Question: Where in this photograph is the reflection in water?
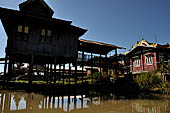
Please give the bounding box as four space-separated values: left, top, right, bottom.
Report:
0 91 170 113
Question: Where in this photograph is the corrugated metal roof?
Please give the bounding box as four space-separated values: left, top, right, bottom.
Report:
79 39 125 55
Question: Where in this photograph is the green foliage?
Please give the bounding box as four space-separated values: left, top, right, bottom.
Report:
92 72 100 80
135 71 163 91
88 72 100 83
161 82 170 94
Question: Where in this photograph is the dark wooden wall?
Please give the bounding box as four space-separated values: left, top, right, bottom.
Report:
1 17 79 58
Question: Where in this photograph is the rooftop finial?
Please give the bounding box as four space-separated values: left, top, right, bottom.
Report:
136 41 139 44
142 37 144 40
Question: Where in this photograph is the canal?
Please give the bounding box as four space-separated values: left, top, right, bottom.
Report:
0 90 170 113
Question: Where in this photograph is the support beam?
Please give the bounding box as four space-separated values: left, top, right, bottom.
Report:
81 51 84 83
75 61 77 85
69 62 71 85
115 49 118 76
59 63 61 84
46 64 49 85
99 54 102 78
29 55 34 88
3 54 8 88
105 54 109 76
63 63 65 85
44 64 47 83
54 57 57 85
91 53 93 79
7 56 12 84
50 63 53 84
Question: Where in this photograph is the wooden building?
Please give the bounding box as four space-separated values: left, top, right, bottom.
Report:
125 38 170 74
78 39 125 77
0 0 125 87
0 0 86 85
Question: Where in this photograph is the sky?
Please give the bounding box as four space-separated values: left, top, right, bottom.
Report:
0 0 170 71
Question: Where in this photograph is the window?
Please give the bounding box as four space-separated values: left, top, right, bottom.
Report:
18 25 29 33
134 57 140 67
47 30 52 37
17 25 29 41
41 29 52 36
40 29 52 43
24 26 29 33
145 55 153 65
159 53 165 62
18 25 23 32
41 29 46 36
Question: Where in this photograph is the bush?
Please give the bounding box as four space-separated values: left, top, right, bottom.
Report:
135 71 163 91
161 82 170 94
88 72 100 83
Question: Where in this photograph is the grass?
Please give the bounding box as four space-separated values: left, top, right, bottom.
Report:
11 79 91 85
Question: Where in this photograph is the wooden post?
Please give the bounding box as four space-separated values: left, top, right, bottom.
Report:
57 96 60 108
81 95 84 108
69 62 71 85
44 64 46 83
82 51 84 83
50 63 53 84
7 56 12 86
3 54 8 88
75 60 77 85
67 95 70 111
52 95 55 108
63 63 65 85
91 53 93 79
99 54 102 78
59 63 61 84
29 55 34 88
54 57 57 85
105 54 109 76
115 49 118 76
46 64 49 84
12 62 15 75
62 96 64 110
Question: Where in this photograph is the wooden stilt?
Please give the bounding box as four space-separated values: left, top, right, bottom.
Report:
29 55 34 89
48 96 51 109
69 62 71 85
12 62 15 74
91 53 93 81
82 51 84 84
57 96 60 108
75 60 77 85
54 57 57 85
52 95 55 108
105 54 109 76
81 95 84 108
99 54 102 78
46 64 49 84
3 54 8 88
59 63 61 84
50 63 53 84
61 96 64 110
63 63 65 85
74 95 77 110
115 49 118 76
44 64 46 83
7 56 12 85
67 95 70 111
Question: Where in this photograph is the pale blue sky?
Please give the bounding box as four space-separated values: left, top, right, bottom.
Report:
0 0 170 72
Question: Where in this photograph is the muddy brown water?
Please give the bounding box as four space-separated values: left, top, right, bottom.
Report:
0 90 170 113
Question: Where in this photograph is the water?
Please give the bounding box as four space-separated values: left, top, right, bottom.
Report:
0 90 170 113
